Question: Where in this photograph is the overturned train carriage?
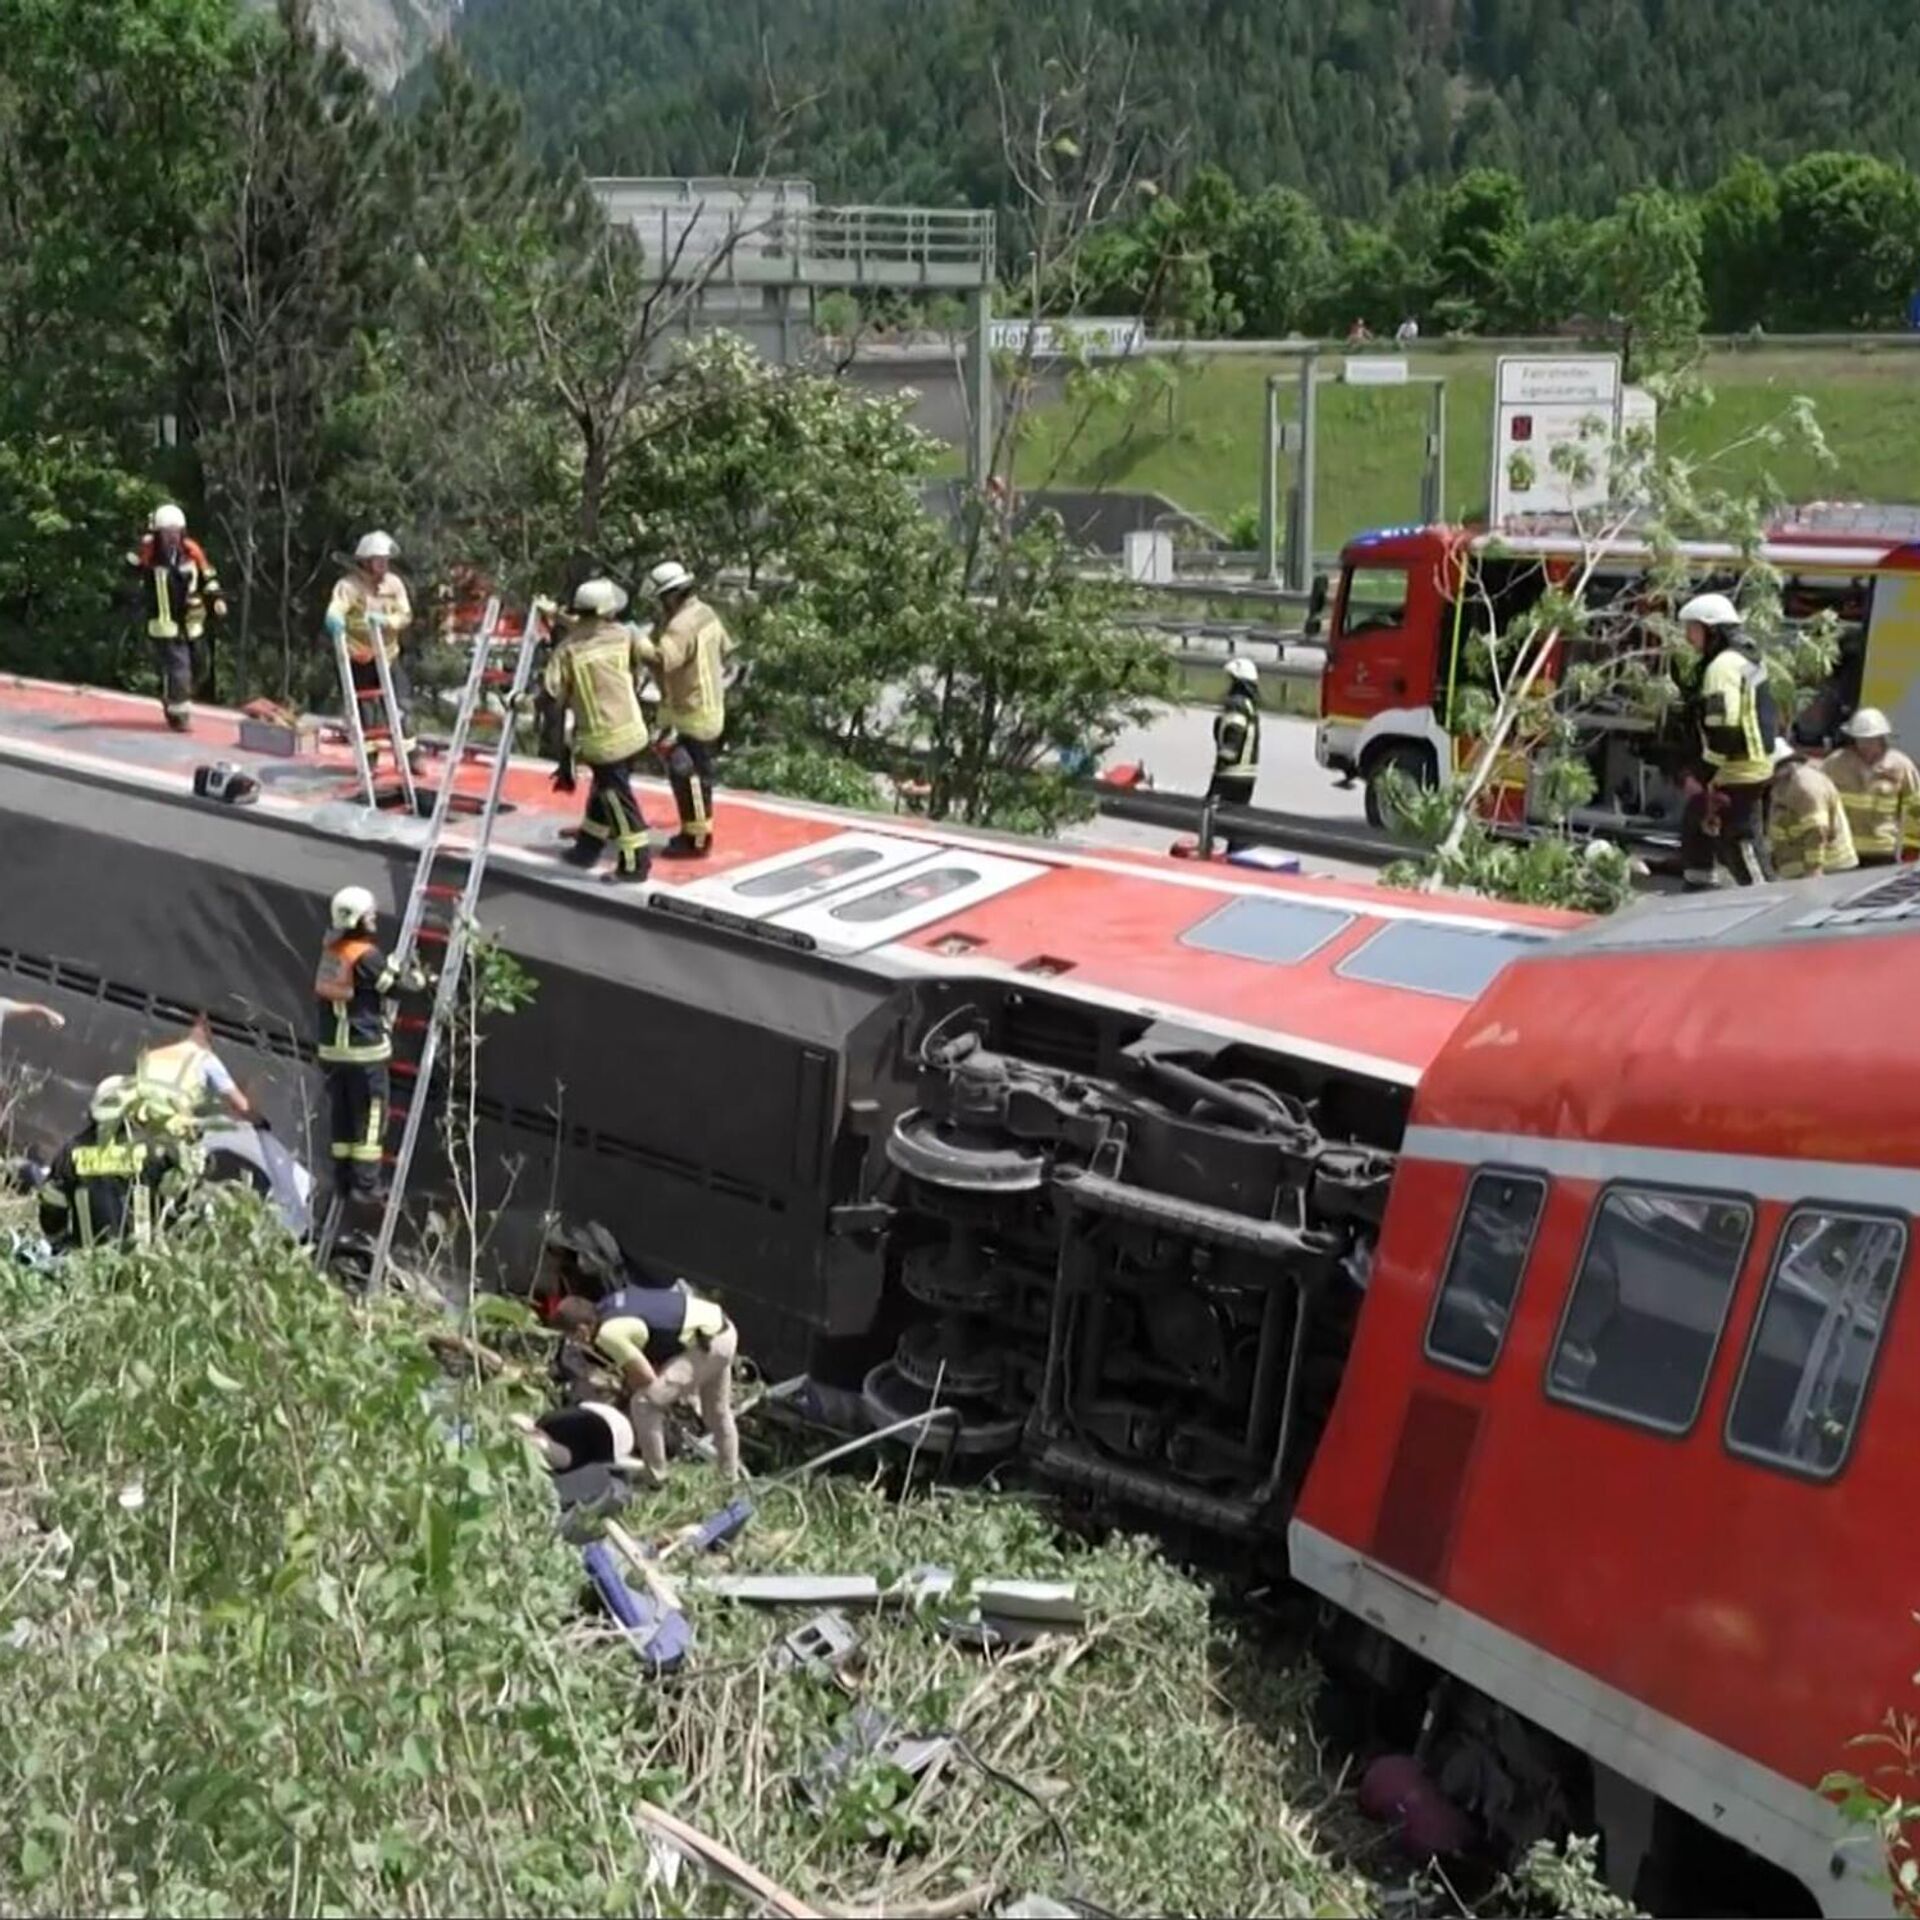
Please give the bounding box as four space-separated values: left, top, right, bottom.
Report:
0 695 1555 1539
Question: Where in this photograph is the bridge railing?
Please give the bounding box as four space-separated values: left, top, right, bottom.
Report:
622 201 997 289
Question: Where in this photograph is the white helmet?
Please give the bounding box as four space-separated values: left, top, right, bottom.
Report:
151 503 187 533
1770 736 1799 767
90 1075 134 1128
572 577 629 617
354 531 398 563
329 884 377 932
1843 706 1894 741
648 559 694 598
1224 656 1260 688
1678 591 1741 630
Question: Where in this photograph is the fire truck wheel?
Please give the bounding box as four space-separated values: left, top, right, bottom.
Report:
1363 745 1435 835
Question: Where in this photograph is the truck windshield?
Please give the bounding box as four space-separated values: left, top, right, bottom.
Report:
1337 567 1409 637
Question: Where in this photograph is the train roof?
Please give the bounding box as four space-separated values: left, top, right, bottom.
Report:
0 676 1578 1091
1411 872 1920 1189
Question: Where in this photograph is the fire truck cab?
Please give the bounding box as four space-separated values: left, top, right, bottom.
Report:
1316 508 1920 844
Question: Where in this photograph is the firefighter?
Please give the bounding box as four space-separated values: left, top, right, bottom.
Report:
325 532 419 772
1767 738 1857 881
1209 656 1262 853
1825 708 1920 868
551 1286 741 1484
1677 592 1778 891
637 560 730 860
543 578 653 883
134 1012 264 1131
313 885 428 1209
127 503 225 732
37 1076 184 1253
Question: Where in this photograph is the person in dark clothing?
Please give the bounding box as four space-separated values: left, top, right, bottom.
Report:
127 503 225 732
1677 592 1778 891
37 1077 185 1252
1208 656 1262 853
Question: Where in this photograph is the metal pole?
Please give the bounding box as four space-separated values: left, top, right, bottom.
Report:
1259 375 1281 583
1422 379 1448 523
966 286 995 490
1295 350 1319 594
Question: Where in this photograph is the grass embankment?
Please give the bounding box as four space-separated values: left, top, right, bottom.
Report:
1009 343 1920 540
0 1197 1374 1918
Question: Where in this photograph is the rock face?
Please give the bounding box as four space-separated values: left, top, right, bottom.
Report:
246 0 464 92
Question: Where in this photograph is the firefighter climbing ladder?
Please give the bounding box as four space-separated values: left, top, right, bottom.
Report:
317 597 547 1287
331 614 420 814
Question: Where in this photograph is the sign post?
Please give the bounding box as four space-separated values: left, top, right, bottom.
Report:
1488 355 1624 527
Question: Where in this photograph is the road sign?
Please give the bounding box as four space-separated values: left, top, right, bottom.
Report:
987 317 1146 358
1489 354 1623 527
1343 356 1410 386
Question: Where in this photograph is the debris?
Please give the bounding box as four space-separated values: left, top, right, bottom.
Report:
798 1704 953 1814
997 1898 1081 1919
633 1800 821 1920
765 1406 963 1489
661 1495 754 1560
580 1541 690 1675
771 1609 864 1678
972 1581 1082 1626
693 1567 1084 1631
699 1571 884 1608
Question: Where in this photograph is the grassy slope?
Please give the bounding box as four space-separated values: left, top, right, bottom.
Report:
1009 346 1920 545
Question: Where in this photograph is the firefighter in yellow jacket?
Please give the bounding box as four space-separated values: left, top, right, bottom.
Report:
636 560 729 860
325 532 418 769
543 578 653 883
127 503 226 732
1678 593 1779 890
1825 708 1920 868
1768 739 1857 880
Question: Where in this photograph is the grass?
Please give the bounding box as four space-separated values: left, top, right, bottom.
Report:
999 343 1920 545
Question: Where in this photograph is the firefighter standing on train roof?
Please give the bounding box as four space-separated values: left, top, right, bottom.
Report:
636 560 729 860
325 532 420 772
128 503 226 733
543 578 653 883
1678 592 1779 891
1209 656 1262 854
1824 707 1920 868
313 885 428 1207
1768 738 1858 881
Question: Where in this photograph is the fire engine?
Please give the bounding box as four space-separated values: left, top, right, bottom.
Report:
1316 504 1920 847
0 674 1912 1912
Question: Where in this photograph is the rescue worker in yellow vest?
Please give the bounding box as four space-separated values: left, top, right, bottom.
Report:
1678 593 1779 891
134 1013 264 1133
1825 707 1920 868
127 503 226 733
543 578 653 883
552 1285 741 1484
636 560 729 860
1209 656 1262 853
1767 738 1858 881
37 1076 183 1253
325 532 420 771
314 885 428 1206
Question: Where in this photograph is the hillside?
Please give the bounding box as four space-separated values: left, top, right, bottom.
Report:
451 0 1920 217
247 0 462 89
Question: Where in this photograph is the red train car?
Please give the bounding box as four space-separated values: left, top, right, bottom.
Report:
1294 879 1920 1914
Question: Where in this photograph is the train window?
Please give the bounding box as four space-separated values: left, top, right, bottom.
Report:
831 866 979 924
1546 1186 1753 1434
1726 1210 1908 1479
1426 1170 1548 1373
732 847 885 898
1179 896 1354 966
1335 919 1548 1000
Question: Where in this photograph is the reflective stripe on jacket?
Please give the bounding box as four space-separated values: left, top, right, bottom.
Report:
1698 642 1776 787
1213 695 1260 778
131 535 221 640
1825 744 1920 860
329 571 413 663
1769 763 1858 879
644 599 729 741
314 935 401 1064
132 1038 227 1134
542 617 650 764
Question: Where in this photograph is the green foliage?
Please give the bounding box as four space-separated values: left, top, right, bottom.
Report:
1700 157 1783 333
1773 152 1920 330
1433 170 1530 333
1586 189 1707 378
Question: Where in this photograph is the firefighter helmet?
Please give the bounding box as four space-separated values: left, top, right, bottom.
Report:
1843 707 1894 741
150 503 187 534
1224 656 1260 689
89 1075 134 1128
1678 592 1741 631
329 885 377 932
648 559 694 598
572 577 629 617
354 531 398 563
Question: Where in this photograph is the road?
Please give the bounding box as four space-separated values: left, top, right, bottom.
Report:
1063 705 1379 882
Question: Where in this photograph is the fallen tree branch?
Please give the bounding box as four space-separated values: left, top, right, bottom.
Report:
843 1879 1000 1920
635 1799 821 1920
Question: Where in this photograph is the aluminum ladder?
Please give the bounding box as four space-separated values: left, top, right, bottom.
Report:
330 614 419 814
317 597 546 1285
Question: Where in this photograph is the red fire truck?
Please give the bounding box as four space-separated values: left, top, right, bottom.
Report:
1315 506 1920 842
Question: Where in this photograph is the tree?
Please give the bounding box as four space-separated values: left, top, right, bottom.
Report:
1699 156 1781 333
1502 216 1597 333
1223 186 1332 336
1585 188 1705 377
1773 151 1920 330
1431 167 1530 331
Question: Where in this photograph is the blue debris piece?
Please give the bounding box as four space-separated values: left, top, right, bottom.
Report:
581 1541 691 1674
686 1497 754 1554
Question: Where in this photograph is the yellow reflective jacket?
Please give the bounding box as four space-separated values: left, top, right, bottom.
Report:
1698 644 1773 786
329 570 413 663
542 617 650 765
641 598 729 742
1769 762 1858 879
1825 744 1920 861
1213 694 1260 777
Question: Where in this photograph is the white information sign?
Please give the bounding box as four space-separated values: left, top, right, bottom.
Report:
987 317 1147 358
1343 356 1410 386
1489 355 1624 527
